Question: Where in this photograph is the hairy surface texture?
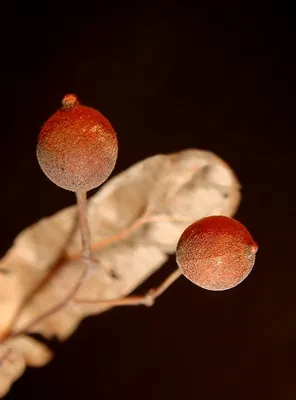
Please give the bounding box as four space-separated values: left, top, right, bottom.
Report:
176 216 258 291
37 95 118 191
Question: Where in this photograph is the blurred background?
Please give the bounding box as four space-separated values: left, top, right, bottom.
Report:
3 4 296 399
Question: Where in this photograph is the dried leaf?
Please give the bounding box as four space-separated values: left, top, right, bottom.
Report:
0 336 52 398
0 149 240 396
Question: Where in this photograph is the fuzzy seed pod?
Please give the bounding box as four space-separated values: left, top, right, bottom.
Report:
176 215 258 291
37 94 118 192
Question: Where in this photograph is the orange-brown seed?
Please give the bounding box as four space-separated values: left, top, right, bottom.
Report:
176 215 258 291
37 94 118 191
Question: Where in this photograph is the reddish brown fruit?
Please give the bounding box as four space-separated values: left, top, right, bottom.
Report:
176 215 258 291
37 94 118 191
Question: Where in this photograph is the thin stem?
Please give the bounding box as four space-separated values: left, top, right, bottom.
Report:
76 191 92 262
11 264 88 338
68 213 191 262
74 268 183 307
10 190 93 338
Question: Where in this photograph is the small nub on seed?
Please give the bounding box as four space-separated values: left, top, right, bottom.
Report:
62 94 78 108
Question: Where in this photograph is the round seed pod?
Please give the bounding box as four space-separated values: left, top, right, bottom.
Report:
37 94 118 192
176 215 258 291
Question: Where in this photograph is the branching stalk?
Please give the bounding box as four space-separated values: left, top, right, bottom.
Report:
74 268 182 307
10 191 93 338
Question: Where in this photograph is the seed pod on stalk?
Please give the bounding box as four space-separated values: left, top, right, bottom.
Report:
37 94 118 192
176 215 258 291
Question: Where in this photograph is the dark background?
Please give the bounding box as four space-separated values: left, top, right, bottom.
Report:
3 4 296 399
